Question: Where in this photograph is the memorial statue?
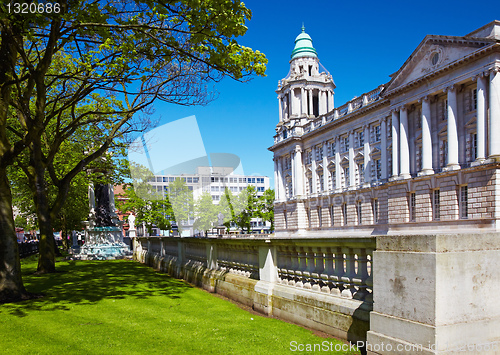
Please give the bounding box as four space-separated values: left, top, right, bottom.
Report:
94 183 113 226
128 213 136 230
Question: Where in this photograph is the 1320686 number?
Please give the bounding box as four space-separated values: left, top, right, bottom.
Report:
6 2 61 14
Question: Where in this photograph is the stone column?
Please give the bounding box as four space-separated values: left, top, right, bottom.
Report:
320 90 327 115
308 89 313 116
274 157 280 200
328 90 334 112
277 156 284 201
278 95 283 122
311 146 317 194
420 96 434 175
399 107 411 178
381 117 388 180
88 183 96 215
446 85 460 170
363 124 371 185
294 145 304 196
335 138 341 190
290 88 296 117
349 131 355 187
291 150 295 197
301 88 307 116
489 68 500 160
391 110 399 178
476 74 487 162
323 141 328 192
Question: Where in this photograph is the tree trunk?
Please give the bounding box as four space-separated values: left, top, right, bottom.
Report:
31 145 56 273
0 167 28 302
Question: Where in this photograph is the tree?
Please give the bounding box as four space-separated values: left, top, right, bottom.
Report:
117 184 174 236
0 0 266 300
168 178 194 234
233 186 258 233
193 192 218 237
257 188 275 232
219 187 236 231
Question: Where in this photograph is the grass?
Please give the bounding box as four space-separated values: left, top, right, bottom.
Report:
0 256 359 354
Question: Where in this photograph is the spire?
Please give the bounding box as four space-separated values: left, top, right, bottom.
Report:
291 26 317 59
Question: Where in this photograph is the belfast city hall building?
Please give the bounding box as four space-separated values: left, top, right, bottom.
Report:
270 21 500 237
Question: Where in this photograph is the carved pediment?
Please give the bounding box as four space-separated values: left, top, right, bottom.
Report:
384 36 493 94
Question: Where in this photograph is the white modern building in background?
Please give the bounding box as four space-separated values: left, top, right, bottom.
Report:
149 167 270 235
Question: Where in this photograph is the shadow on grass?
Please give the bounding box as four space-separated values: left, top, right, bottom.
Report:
1 260 191 317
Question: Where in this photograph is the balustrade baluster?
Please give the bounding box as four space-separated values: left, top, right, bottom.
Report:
331 247 344 296
353 248 369 300
302 248 315 289
295 247 307 288
312 247 324 292
321 247 334 293
341 248 356 298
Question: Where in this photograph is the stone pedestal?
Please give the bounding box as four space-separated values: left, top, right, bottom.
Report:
367 233 500 354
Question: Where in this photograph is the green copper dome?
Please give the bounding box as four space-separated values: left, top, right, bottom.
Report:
291 26 317 59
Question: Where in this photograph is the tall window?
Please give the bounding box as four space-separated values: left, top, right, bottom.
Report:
409 192 416 222
343 136 349 152
473 89 477 110
433 189 440 221
317 207 322 227
318 173 324 192
375 125 381 142
356 200 362 225
460 185 468 219
342 203 348 226
357 162 364 185
308 177 313 194
441 140 448 168
344 167 350 187
359 131 364 147
330 170 336 190
471 133 478 161
330 205 334 226
372 199 379 224
375 159 382 180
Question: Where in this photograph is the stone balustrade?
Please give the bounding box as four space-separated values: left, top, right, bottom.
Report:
276 245 373 301
134 235 375 343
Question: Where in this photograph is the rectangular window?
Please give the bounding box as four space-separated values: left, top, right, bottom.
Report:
442 140 448 168
344 167 350 187
356 200 362 225
471 133 477 161
375 159 382 180
359 131 364 147
473 89 477 110
330 142 336 157
375 125 381 142
433 189 440 221
344 136 349 152
342 203 347 226
330 205 334 226
319 174 324 192
372 199 379 224
162 177 168 182
193 177 199 183
330 170 336 190
308 177 313 194
409 192 416 222
186 177 193 183
460 185 468 219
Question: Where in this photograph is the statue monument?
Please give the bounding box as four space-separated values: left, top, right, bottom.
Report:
70 183 131 260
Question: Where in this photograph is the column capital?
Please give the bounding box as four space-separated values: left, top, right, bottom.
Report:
443 84 456 93
294 145 302 153
418 95 430 103
363 124 369 131
399 105 408 112
488 65 500 75
379 116 387 125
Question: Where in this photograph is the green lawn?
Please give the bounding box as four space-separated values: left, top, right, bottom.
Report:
0 257 359 354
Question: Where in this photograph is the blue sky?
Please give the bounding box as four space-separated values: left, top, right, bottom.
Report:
148 0 498 186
